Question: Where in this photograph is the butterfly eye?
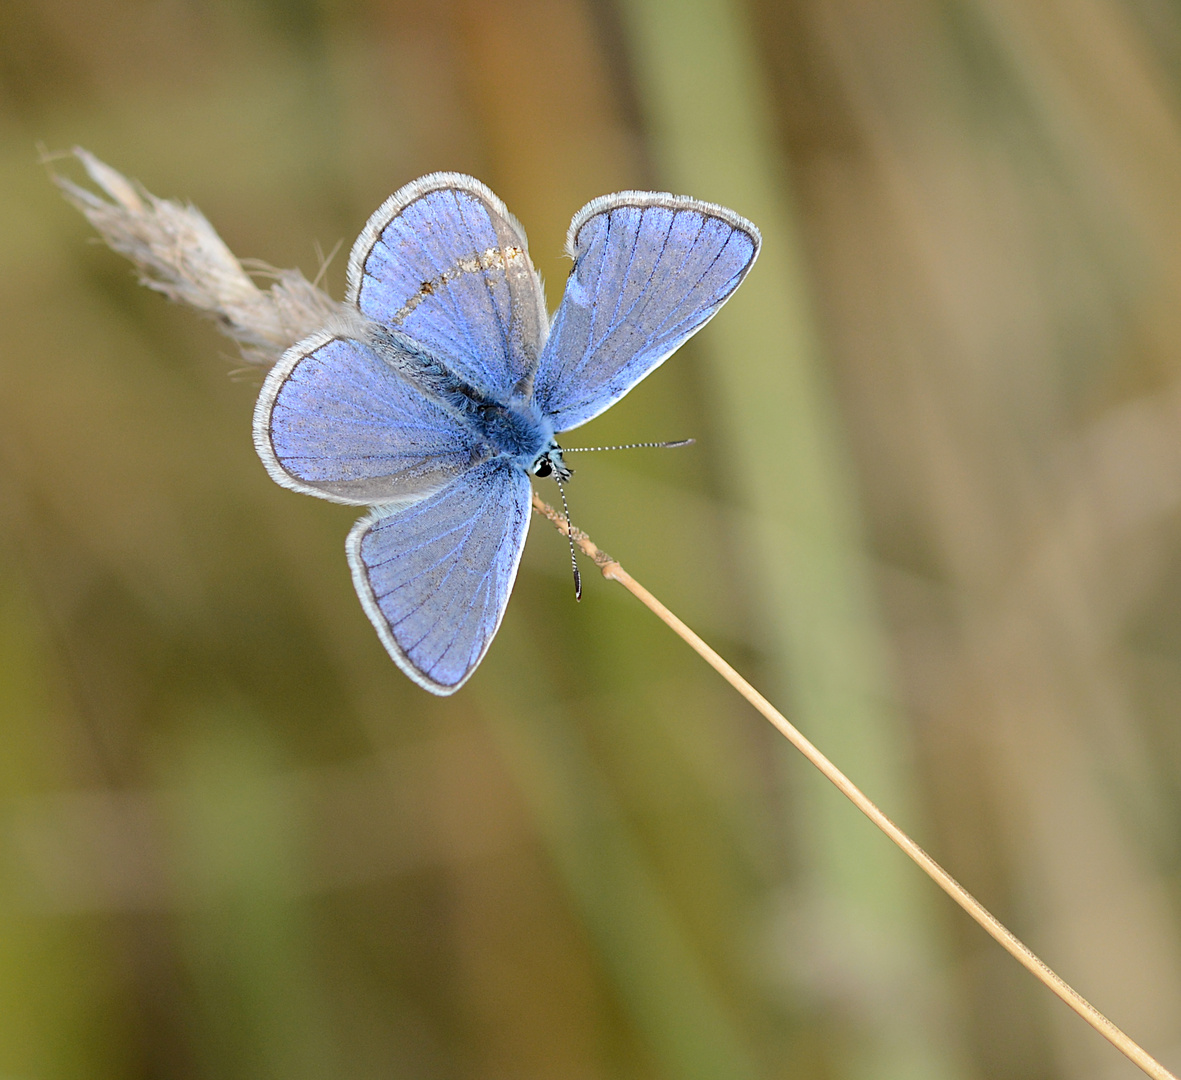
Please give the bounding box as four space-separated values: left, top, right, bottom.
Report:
532 458 553 478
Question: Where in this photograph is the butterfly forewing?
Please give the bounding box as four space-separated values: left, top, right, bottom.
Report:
346 460 532 694
253 331 479 506
534 194 760 432
347 173 548 401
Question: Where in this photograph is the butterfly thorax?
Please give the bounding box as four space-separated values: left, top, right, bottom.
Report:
472 399 548 462
471 399 571 482
366 323 568 479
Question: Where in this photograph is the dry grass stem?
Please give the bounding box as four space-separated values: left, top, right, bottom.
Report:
530 492 1178 1080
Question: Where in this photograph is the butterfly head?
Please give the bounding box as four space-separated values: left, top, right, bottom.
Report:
530 443 572 483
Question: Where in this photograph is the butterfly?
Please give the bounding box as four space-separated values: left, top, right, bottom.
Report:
252 174 760 694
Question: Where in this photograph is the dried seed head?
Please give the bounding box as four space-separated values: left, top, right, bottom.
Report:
53 147 339 366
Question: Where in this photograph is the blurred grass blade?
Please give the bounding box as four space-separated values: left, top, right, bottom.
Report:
486 684 763 1080
0 563 124 1079
613 0 966 1076
163 713 334 1080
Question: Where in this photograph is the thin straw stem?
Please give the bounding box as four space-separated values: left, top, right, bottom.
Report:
531 491 1178 1080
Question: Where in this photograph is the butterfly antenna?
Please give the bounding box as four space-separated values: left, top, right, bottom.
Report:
561 438 695 453
554 476 582 601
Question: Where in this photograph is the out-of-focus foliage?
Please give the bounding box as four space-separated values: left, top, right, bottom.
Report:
1 1 1180 1078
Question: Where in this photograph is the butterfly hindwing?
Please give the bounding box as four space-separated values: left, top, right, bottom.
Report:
534 193 760 432
347 173 548 401
346 460 532 694
254 330 479 506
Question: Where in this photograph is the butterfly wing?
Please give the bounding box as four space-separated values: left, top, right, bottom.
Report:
254 329 480 506
533 193 760 432
347 173 548 401
346 459 531 694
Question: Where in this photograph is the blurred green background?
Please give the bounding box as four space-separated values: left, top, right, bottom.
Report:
3 0 1181 1077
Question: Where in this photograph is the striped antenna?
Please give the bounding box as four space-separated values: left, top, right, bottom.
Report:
553 476 581 601
561 438 695 452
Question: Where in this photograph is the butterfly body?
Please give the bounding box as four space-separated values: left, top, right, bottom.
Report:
254 174 759 693
364 321 561 475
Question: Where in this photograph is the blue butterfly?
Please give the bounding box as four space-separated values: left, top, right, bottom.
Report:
253 174 760 693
